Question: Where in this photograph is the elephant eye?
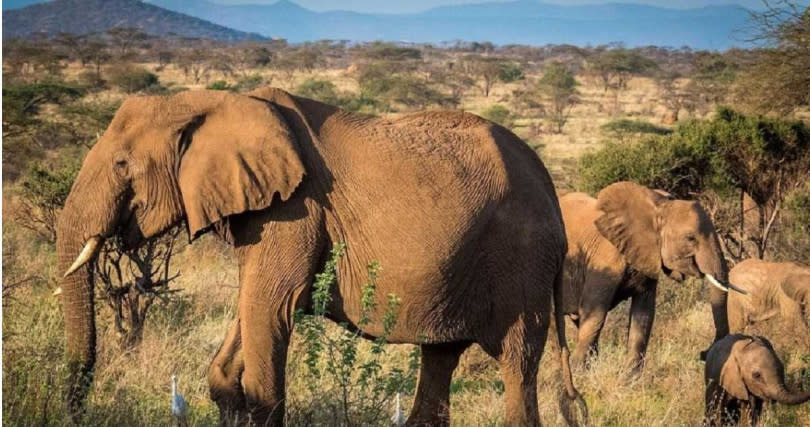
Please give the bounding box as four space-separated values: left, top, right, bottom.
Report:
114 158 129 178
752 371 762 380
685 234 697 244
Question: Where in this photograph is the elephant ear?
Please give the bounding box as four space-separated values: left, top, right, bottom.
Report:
595 182 667 278
720 342 750 400
781 268 809 301
178 93 305 239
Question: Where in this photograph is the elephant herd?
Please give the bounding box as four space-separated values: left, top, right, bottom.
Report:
53 87 808 426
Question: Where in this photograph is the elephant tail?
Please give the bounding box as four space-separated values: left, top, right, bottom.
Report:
554 268 589 426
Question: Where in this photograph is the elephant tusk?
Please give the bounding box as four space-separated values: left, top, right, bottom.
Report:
63 236 102 278
52 287 62 296
705 274 729 293
705 274 749 295
726 281 748 295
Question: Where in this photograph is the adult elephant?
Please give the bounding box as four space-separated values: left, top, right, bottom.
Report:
558 182 746 372
727 259 809 335
57 87 581 426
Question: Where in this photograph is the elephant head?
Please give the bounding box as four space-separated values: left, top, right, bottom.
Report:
57 90 305 419
594 181 745 343
714 335 810 404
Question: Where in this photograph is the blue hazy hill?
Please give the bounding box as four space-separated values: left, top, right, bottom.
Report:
3 0 754 49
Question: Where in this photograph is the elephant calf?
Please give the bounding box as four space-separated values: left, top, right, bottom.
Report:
557 182 746 372
704 334 810 426
728 258 810 338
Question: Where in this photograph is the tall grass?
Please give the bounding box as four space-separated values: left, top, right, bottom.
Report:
5 215 809 426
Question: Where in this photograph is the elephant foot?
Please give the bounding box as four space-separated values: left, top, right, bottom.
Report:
622 359 644 383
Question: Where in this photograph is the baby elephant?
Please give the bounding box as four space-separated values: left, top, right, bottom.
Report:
704 334 810 426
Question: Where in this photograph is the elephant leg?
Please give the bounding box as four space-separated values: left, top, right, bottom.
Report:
626 281 657 373
233 198 326 426
572 308 608 368
493 313 548 427
407 341 470 426
727 294 747 333
208 316 247 425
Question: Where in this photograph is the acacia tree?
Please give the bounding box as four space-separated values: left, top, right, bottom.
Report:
656 71 695 122
736 1 810 115
228 43 274 78
107 27 149 60
177 48 212 84
586 48 658 112
465 56 501 97
537 62 578 133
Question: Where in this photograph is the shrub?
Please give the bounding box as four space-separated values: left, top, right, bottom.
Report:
357 64 451 112
295 78 341 104
2 82 83 129
579 108 810 200
291 244 419 425
601 119 672 140
233 74 264 92
577 136 705 197
480 105 511 126
76 70 105 89
95 227 183 349
205 80 231 91
362 43 422 61
106 64 160 93
498 62 525 83
16 160 80 242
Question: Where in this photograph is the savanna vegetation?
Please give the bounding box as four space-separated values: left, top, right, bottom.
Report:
3 2 810 425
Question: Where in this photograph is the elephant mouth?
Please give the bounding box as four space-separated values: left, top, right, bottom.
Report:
118 200 145 250
663 266 685 282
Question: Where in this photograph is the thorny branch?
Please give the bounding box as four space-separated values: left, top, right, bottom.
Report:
94 225 182 348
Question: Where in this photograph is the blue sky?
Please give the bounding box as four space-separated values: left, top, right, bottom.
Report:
211 0 774 13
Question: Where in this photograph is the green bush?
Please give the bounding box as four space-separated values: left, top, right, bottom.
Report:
2 82 83 128
291 243 419 425
16 160 80 241
578 136 705 197
106 64 160 94
233 74 264 92
357 64 452 112
295 78 341 104
578 108 810 199
205 80 231 91
362 43 422 61
498 62 525 83
601 119 672 139
783 182 810 235
480 105 511 126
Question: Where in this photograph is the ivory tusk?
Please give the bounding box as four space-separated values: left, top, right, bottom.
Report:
726 281 748 295
52 287 62 296
705 274 729 293
63 236 102 278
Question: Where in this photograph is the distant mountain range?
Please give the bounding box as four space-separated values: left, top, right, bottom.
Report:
3 0 754 49
2 0 263 41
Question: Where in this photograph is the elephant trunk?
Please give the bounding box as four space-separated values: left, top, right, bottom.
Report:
768 386 810 405
696 235 731 342
57 214 100 422
56 160 123 421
